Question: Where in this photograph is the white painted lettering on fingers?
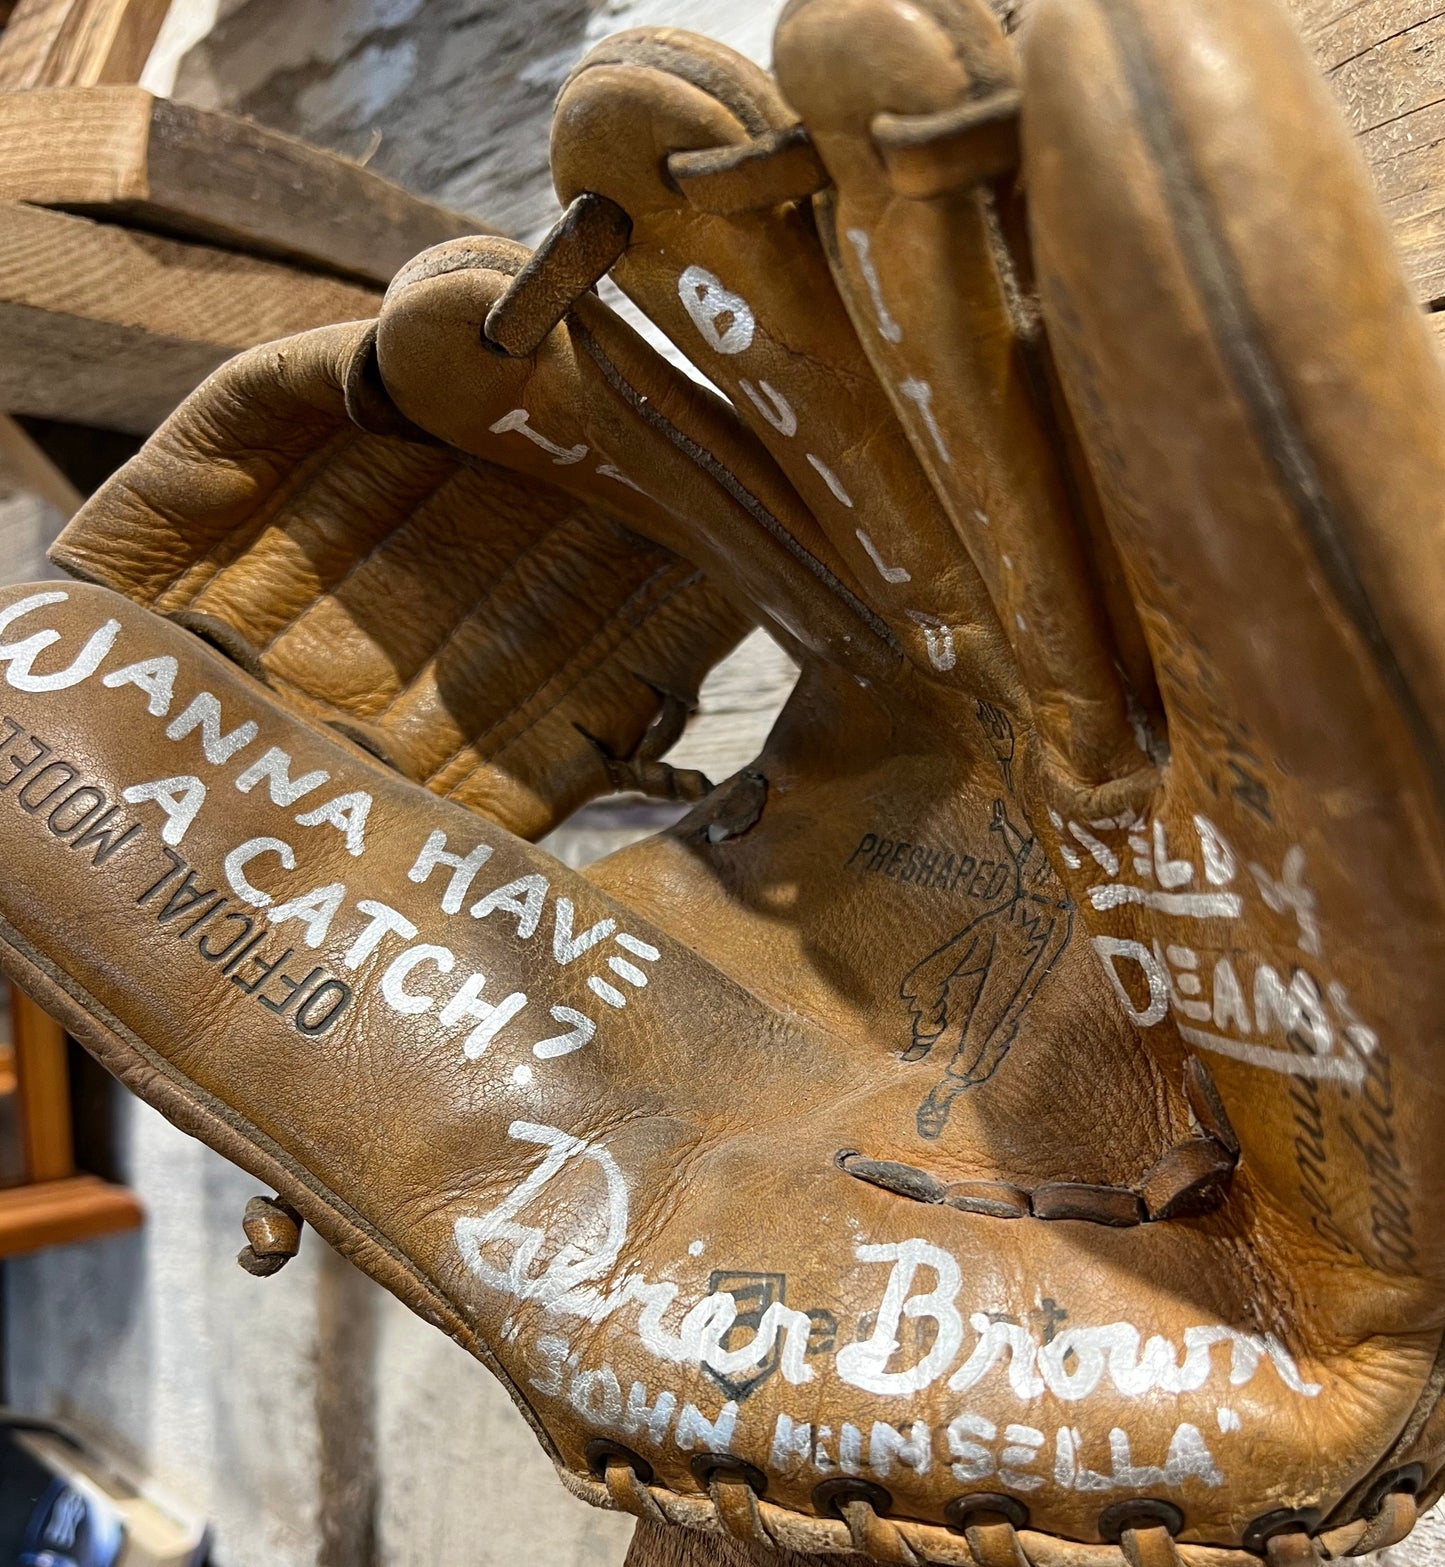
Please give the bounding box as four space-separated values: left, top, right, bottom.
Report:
342 899 418 968
1092 936 1170 1027
1068 821 1119 876
103 655 177 716
806 452 853 508
382 944 455 1015
905 610 956 673
678 266 755 355
1250 845 1321 957
440 971 528 1058
1195 815 1237 887
844 228 902 344
552 898 615 964
295 790 371 856
835 1239 964 1396
532 1005 595 1059
739 378 797 436
898 377 950 465
121 775 206 846
856 529 911 584
471 873 549 938
1088 884 1243 919
409 829 494 914
488 408 587 464
454 1121 628 1306
268 882 347 947
166 692 258 765
235 747 328 808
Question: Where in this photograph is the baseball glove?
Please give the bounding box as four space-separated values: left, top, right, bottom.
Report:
2 0 1443 1561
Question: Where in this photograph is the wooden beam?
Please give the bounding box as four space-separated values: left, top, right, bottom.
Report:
0 87 493 287
11 981 73 1181
0 201 380 432
0 0 171 90
0 1172 142 1256
1286 0 1445 307
0 411 82 514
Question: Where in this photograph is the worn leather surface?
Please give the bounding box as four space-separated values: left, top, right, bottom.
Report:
52 317 750 839
2 0 1444 1558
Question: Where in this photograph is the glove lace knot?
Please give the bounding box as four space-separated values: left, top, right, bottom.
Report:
482 192 633 358
235 1193 302 1277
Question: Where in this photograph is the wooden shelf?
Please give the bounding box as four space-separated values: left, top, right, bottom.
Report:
0 200 382 432
0 86 491 287
5 982 142 1257
0 1172 141 1257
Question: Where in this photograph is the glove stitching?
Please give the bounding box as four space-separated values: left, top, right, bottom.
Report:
368 509 591 726
1100 0 1445 809
570 315 903 656
426 560 701 791
155 422 366 612
249 455 475 661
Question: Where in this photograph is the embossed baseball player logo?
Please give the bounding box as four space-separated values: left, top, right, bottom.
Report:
901 800 1074 1139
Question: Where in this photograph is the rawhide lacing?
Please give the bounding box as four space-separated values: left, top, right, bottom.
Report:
1261 1533 1323 1566
1351 1487 1418 1553
872 88 1022 200
1117 1524 1184 1567
1101 1502 1186 1567
482 192 632 358
667 124 828 214
839 1057 1238 1228
573 681 714 804
492 143 830 371
681 768 768 845
236 1193 303 1276
694 1455 773 1545
558 1459 1422 1565
480 131 829 355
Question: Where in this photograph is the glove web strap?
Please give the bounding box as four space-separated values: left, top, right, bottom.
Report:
558 1460 1418 1564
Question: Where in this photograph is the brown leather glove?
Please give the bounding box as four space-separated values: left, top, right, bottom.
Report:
49 315 750 839
2 0 1443 1561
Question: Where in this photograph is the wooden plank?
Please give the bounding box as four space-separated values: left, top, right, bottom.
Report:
0 412 81 514
11 982 72 1181
1289 0 1445 71
0 87 494 287
1284 0 1445 307
0 201 380 432
0 0 170 90
0 1171 142 1256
